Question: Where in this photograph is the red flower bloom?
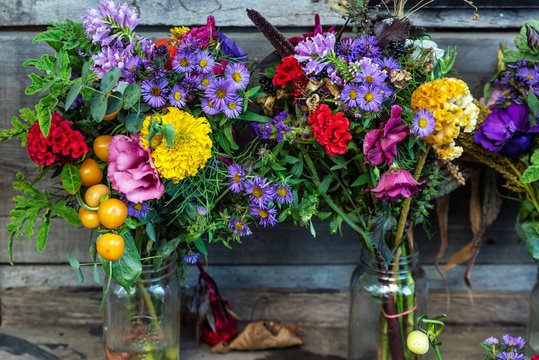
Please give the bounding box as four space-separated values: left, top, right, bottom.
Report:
308 104 352 157
26 113 88 166
273 56 307 95
154 38 177 70
213 59 228 76
368 168 424 202
531 354 539 360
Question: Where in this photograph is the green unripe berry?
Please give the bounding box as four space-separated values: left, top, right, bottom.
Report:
407 330 430 355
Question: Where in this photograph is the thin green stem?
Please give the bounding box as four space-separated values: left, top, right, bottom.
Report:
505 158 539 214
137 282 164 338
433 345 443 360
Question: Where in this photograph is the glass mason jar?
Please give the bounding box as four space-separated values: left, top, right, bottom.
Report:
527 270 539 353
348 245 428 360
103 255 181 360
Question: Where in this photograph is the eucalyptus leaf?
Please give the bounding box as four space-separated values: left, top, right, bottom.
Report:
123 83 141 109
156 237 182 258
92 263 102 285
67 252 80 269
77 268 84 283
106 91 123 114
100 67 121 94
90 92 108 122
193 237 208 256
125 112 145 133
516 219 539 261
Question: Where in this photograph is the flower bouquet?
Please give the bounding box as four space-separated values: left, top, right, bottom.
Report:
0 0 293 357
244 1 479 359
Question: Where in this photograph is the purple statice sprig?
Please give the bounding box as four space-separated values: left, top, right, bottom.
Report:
251 111 291 142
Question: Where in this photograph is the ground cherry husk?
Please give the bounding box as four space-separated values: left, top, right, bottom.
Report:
98 198 128 229
84 184 111 208
93 135 113 162
78 207 100 229
96 233 125 261
79 158 103 186
407 330 429 355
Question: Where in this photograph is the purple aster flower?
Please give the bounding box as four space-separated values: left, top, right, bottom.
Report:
169 85 187 108
341 83 362 108
195 50 215 74
336 38 363 62
197 73 212 91
82 0 140 46
274 183 293 204
357 84 384 112
223 96 243 119
205 78 236 109
228 218 252 236
201 97 221 116
182 251 200 264
507 60 528 69
493 72 513 87
357 34 382 57
197 205 207 216
126 201 150 219
412 109 436 137
496 351 527 360
501 334 526 349
141 78 169 107
276 133 285 142
225 62 250 90
226 164 245 193
250 204 278 227
218 32 249 62
483 336 499 346
172 50 196 74
474 104 539 157
122 55 143 81
376 57 401 76
516 67 539 86
355 60 387 87
244 176 274 206
295 33 336 74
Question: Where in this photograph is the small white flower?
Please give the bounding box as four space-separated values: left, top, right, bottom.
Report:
405 39 445 62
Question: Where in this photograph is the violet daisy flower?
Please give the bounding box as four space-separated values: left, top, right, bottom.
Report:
357 84 384 112
516 67 539 86
250 205 278 227
126 201 150 219
226 62 250 90
182 251 200 264
122 55 143 82
201 97 221 115
205 78 236 109
195 50 215 74
141 78 169 107
376 57 401 76
169 85 187 108
355 61 387 87
341 83 362 108
197 74 212 91
496 351 527 360
412 109 436 137
244 176 274 206
228 218 252 236
336 38 363 62
226 164 245 193
223 96 244 119
197 205 207 216
172 50 196 74
274 183 293 204
482 336 499 346
82 0 140 46
502 334 526 349
357 34 382 57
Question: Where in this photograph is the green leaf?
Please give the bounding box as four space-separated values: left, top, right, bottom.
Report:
100 232 142 292
106 91 123 114
36 209 51 252
516 219 539 261
100 67 122 94
521 165 539 183
224 125 239 150
529 89 539 121
64 83 82 110
368 212 395 267
81 62 91 83
61 164 82 195
317 176 333 194
156 237 182 258
25 73 48 95
351 173 370 187
239 111 271 123
193 237 208 256
125 112 145 133
77 268 84 283
123 83 141 109
51 200 81 226
90 92 108 122
67 253 80 269
36 94 58 138
531 149 539 165
146 223 156 242
92 263 102 285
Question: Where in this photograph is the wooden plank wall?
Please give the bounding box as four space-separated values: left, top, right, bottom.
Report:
0 1 538 291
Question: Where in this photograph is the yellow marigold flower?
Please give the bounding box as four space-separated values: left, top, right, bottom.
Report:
170 26 190 40
411 78 479 160
140 108 212 183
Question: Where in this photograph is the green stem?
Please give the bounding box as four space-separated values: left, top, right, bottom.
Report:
137 282 164 338
433 345 443 360
505 158 539 214
75 192 99 211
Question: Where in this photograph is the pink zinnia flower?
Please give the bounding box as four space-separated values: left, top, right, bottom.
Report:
368 168 424 202
363 105 409 166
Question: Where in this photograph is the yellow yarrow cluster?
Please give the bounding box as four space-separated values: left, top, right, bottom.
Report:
140 107 212 183
411 77 479 160
169 26 190 40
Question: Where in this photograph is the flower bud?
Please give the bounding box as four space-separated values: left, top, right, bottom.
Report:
526 24 539 51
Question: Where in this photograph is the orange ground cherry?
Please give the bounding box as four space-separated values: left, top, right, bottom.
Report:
78 207 100 229
93 135 113 162
96 233 125 261
84 184 111 208
79 158 103 186
98 198 128 229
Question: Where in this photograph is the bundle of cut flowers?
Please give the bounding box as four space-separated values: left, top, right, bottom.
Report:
482 334 536 360
0 0 290 292
241 1 479 359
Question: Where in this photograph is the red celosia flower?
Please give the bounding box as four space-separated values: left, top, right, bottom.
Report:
531 354 539 360
308 104 352 157
26 113 88 166
368 168 424 202
273 56 307 96
363 105 409 166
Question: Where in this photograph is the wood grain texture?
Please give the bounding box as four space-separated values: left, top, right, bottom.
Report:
0 1 537 28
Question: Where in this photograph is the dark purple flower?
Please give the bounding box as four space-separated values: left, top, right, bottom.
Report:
355 60 387 87
218 32 249 62
223 96 243 119
197 205 207 216
357 34 382 58
274 183 293 204
363 105 409 165
141 78 168 107
122 55 143 82
376 56 401 75
336 38 363 62
502 334 526 349
250 205 278 227
172 50 196 74
127 201 150 219
205 78 236 109
244 176 274 206
228 218 252 236
183 251 200 264
516 67 539 86
474 104 539 157
497 351 527 360
226 164 245 193
368 168 424 202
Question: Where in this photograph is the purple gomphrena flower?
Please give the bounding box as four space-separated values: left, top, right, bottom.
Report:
516 67 539 86
496 351 527 360
228 218 252 236
201 97 221 116
82 0 140 46
172 50 196 74
274 183 293 204
376 57 401 76
205 78 236 109
169 85 187 108
141 78 169 107
194 50 215 74
183 251 200 264
356 61 387 87
295 33 336 74
357 34 382 57
197 73 212 91
225 62 250 90
483 337 499 346
226 164 245 193
127 202 150 219
341 83 363 108
357 84 384 112
249 205 278 227
223 96 244 119
244 176 274 206
197 205 207 216
501 334 526 349
412 109 436 137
